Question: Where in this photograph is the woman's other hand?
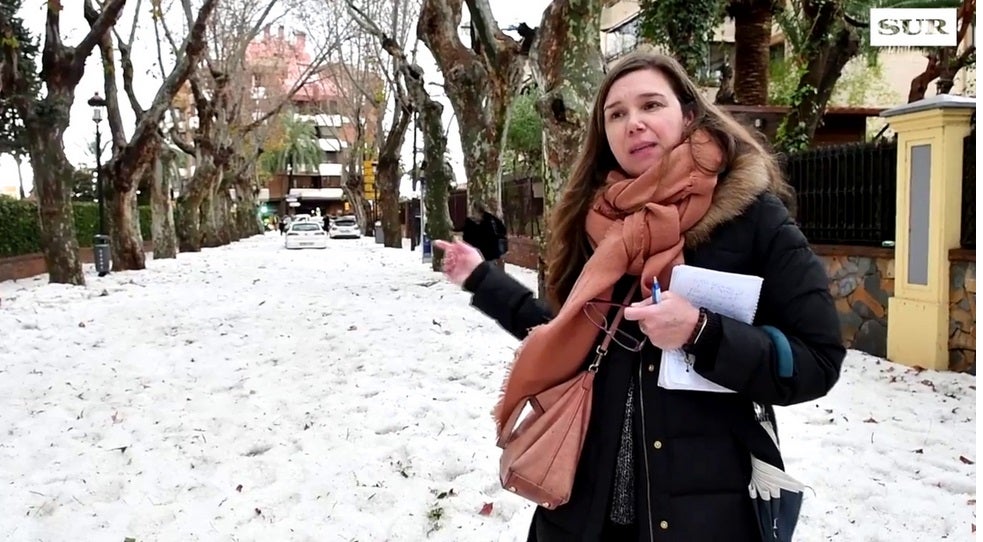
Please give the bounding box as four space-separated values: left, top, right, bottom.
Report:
433 239 484 287
624 291 700 350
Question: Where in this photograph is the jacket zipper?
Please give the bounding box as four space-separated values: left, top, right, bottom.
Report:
638 360 656 540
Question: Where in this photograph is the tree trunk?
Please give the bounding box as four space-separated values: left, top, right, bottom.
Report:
200 185 223 248
150 148 178 259
909 53 942 102
15 155 26 199
216 187 235 244
343 184 370 234
26 120 85 285
454 91 508 218
376 97 412 247
732 2 772 106
420 99 454 271
377 150 405 248
176 159 215 252
776 3 860 155
342 148 370 236
107 180 146 270
524 0 603 298
234 182 263 239
176 191 205 252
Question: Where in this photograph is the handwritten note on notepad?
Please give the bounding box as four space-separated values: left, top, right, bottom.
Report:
657 265 764 393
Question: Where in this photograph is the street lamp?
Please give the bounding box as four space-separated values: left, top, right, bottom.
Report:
87 92 110 277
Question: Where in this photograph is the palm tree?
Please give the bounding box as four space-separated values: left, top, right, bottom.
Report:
259 113 323 191
727 0 783 105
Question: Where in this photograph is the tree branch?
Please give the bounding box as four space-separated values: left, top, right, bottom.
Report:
417 0 470 63
241 30 344 133
153 7 192 152
227 0 279 70
84 0 128 151
170 126 197 155
115 36 146 116
463 0 508 63
72 0 127 77
119 0 218 168
125 0 143 51
111 0 146 116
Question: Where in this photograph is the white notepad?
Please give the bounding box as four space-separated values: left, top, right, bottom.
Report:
658 265 764 393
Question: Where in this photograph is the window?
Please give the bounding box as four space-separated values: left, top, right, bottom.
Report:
603 16 640 61
290 222 322 232
694 42 734 85
769 43 786 64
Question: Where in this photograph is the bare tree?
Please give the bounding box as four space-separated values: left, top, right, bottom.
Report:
298 0 387 236
85 0 217 270
341 0 420 247
0 0 126 285
161 0 339 251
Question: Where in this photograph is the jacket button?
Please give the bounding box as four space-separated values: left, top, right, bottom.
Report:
648 364 656 372
660 520 669 530
653 440 663 450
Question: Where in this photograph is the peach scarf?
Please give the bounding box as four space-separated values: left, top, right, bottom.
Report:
494 130 724 433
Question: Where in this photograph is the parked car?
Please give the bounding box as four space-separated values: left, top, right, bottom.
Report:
329 216 360 239
284 221 328 249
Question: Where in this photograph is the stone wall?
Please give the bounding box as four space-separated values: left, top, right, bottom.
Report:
813 246 894 359
949 253 976 374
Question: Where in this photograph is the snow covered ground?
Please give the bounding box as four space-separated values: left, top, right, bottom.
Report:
0 233 976 541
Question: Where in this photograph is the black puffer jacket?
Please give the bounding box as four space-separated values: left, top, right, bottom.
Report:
463 173 845 541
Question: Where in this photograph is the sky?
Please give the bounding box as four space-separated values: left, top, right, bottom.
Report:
0 0 553 197
0 233 976 540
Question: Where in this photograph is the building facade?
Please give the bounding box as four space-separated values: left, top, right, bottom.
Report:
163 25 381 218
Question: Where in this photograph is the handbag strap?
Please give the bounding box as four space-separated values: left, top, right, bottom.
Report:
496 282 640 448
587 283 638 372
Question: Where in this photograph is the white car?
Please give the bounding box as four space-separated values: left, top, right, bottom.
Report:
284 221 328 249
329 216 360 239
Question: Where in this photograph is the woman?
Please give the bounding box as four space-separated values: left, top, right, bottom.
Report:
434 53 844 541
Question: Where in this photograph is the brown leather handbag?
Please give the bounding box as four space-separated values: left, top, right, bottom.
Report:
496 285 636 510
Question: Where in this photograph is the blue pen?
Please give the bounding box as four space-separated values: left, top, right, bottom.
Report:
652 279 662 304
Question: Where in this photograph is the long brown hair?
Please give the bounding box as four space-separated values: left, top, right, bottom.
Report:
544 52 792 309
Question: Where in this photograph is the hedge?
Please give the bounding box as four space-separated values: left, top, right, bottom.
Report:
0 195 152 258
